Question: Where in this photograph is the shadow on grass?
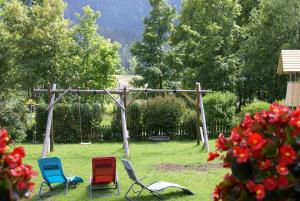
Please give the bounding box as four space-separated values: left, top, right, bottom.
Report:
30 183 78 201
125 190 194 201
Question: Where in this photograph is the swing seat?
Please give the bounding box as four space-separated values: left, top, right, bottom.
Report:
81 142 92 145
148 136 170 141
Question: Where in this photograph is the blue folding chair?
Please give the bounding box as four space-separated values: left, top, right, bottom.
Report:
38 157 83 197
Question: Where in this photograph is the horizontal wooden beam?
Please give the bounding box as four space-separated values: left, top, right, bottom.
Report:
127 88 211 93
33 89 123 94
33 88 212 94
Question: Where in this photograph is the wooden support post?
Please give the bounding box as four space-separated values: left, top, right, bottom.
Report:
121 87 129 158
48 85 54 152
198 83 210 152
195 83 201 145
42 84 56 158
180 92 196 106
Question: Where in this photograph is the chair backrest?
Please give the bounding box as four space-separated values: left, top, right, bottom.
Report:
121 159 139 183
92 157 116 185
38 157 67 184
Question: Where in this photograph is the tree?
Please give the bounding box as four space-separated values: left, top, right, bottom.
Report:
72 6 120 89
240 0 300 102
0 0 25 97
2 0 74 89
173 0 242 91
131 0 176 89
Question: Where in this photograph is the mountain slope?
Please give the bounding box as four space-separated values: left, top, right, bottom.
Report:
64 0 181 68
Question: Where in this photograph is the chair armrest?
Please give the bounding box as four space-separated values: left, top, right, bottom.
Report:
139 176 147 181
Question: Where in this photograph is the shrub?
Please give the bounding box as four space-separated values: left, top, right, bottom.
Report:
127 100 143 139
142 95 187 137
182 110 197 139
209 103 300 201
36 103 102 143
111 100 143 141
233 100 270 125
203 91 237 127
110 107 122 141
0 102 27 142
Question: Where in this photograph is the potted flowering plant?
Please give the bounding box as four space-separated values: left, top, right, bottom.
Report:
0 129 36 201
208 103 300 201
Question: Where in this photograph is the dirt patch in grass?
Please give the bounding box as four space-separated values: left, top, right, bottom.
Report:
155 163 222 172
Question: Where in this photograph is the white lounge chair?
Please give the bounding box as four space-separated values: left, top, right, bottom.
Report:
121 159 194 201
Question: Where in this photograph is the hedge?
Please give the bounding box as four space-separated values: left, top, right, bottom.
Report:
203 91 237 128
36 103 102 143
233 100 270 125
142 95 187 137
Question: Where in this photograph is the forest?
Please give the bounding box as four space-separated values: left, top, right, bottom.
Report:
0 0 300 142
0 0 299 104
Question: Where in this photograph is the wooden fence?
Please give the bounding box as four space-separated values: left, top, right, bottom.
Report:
28 119 231 143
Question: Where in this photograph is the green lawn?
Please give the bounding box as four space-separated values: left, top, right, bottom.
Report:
22 141 227 201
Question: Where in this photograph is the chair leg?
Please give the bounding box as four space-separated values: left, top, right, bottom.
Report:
65 181 69 195
117 182 120 195
39 182 44 198
125 183 146 201
135 188 145 201
125 183 135 200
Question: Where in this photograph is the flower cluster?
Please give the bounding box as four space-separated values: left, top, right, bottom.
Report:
0 129 36 199
209 103 300 201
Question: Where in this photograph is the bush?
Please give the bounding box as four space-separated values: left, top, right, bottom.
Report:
182 110 197 139
142 95 187 137
0 102 27 142
233 100 270 125
203 91 237 127
36 103 102 143
111 100 143 141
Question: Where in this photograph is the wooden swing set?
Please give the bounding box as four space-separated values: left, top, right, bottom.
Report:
33 82 211 158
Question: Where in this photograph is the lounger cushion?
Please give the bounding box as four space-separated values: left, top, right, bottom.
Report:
147 181 194 194
94 176 114 184
69 176 83 183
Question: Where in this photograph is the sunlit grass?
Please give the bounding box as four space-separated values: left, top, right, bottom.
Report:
22 140 227 201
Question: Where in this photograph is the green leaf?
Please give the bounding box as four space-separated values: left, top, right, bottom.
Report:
231 161 253 181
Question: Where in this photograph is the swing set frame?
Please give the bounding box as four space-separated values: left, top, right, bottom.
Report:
33 83 211 158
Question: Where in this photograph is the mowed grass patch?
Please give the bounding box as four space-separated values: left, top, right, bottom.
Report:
21 141 227 201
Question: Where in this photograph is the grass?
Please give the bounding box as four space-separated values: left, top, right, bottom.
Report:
22 140 227 201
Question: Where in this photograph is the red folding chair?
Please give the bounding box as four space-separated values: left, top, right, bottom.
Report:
90 156 120 197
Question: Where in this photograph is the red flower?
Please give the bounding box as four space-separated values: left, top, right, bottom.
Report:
0 129 8 139
21 164 37 179
263 176 277 190
212 185 223 201
258 159 271 170
278 176 289 189
247 133 266 150
229 127 242 142
5 146 26 168
9 166 23 177
207 152 220 161
269 103 289 116
276 164 289 176
289 117 300 128
241 114 253 128
16 181 26 190
216 133 228 151
279 144 296 165
233 146 250 163
28 182 35 191
0 129 8 153
247 181 265 200
0 128 36 198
